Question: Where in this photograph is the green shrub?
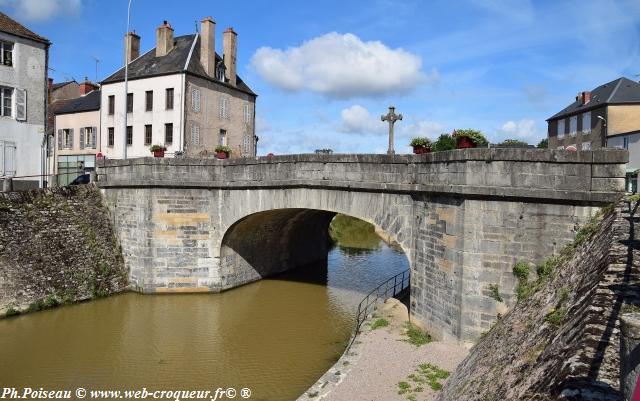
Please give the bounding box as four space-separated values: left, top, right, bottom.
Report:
487 283 503 302
496 139 529 147
433 134 456 151
537 138 548 149
4 307 20 317
544 308 567 327
513 262 530 281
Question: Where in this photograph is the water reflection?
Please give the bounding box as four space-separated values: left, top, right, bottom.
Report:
0 222 409 401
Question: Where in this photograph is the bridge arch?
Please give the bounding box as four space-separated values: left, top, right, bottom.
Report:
215 188 414 290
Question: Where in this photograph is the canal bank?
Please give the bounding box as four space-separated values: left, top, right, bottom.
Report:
0 213 410 401
297 298 469 401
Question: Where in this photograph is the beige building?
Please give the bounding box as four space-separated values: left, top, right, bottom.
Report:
100 18 257 159
52 88 100 185
547 77 640 191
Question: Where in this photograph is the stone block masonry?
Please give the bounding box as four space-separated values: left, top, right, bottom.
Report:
97 149 628 342
0 185 128 316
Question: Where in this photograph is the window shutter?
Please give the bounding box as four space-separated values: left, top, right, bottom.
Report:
219 97 223 119
0 141 4 176
58 129 63 150
79 128 85 149
192 88 200 112
69 128 74 149
15 88 26 121
5 142 15 176
92 127 97 148
191 123 200 145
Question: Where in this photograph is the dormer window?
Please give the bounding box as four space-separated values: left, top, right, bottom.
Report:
0 41 13 67
216 61 226 82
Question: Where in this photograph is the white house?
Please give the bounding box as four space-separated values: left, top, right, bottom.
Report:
100 18 257 160
0 12 50 189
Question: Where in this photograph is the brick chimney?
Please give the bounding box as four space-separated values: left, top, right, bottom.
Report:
223 27 237 86
582 91 591 105
156 20 174 57
124 31 140 64
79 77 97 95
200 17 216 77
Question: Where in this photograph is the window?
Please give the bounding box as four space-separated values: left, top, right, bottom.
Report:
191 123 200 145
145 91 153 111
80 127 96 149
58 128 73 149
218 129 227 146
108 127 114 147
216 63 225 82
557 119 565 139
165 123 173 144
243 103 251 123
1 87 12 117
581 141 591 150
582 112 591 134
0 41 13 67
108 95 115 115
126 126 133 146
191 88 200 112
219 97 229 120
569 115 577 136
165 88 174 110
126 93 133 113
144 124 152 145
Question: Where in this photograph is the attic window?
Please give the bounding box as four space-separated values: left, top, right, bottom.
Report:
0 41 13 67
216 62 226 82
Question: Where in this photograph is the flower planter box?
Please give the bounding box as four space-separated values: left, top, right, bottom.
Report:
153 150 165 158
456 137 476 149
413 145 431 154
216 151 229 159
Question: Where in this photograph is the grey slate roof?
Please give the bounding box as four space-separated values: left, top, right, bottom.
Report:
52 80 77 90
548 77 640 121
54 90 101 115
0 12 49 44
101 34 255 96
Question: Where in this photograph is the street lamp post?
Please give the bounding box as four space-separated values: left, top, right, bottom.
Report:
597 116 607 147
123 0 133 160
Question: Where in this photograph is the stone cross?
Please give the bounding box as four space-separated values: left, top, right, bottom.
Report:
381 106 402 155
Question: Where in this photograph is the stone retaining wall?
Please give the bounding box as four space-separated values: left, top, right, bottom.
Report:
0 185 127 316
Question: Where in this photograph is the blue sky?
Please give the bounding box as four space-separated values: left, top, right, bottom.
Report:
2 0 640 154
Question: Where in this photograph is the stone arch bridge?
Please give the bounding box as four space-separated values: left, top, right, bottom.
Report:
96 149 626 341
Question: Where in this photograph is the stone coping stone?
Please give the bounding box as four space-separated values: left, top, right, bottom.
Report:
97 148 629 167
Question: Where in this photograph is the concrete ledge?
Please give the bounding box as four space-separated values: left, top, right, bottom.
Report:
96 179 621 203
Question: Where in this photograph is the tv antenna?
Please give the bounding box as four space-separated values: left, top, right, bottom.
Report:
90 55 100 82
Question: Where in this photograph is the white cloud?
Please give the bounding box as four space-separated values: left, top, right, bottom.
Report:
255 116 272 134
0 0 81 22
338 105 386 135
498 118 541 142
251 32 427 99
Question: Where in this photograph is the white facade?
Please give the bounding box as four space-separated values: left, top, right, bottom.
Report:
100 74 184 159
0 30 47 188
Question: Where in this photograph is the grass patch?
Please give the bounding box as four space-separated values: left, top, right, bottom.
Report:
371 318 390 330
404 323 432 346
398 363 450 398
544 307 567 327
622 303 640 314
487 283 503 302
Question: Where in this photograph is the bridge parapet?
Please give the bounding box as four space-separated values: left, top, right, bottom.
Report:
97 148 627 203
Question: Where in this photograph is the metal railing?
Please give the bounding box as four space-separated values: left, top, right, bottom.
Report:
345 269 410 352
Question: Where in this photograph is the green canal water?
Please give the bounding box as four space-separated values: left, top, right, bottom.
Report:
0 220 408 401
